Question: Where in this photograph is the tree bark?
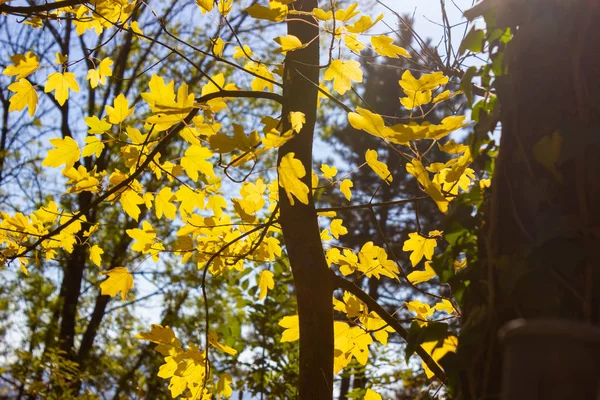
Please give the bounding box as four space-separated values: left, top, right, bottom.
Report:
459 0 600 397
277 0 334 398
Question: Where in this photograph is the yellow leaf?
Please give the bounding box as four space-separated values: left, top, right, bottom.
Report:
340 179 353 201
335 3 359 21
258 270 274 300
246 2 287 22
365 149 392 184
433 89 461 103
433 299 456 315
399 70 449 92
321 229 333 241
155 187 177 220
181 144 214 182
89 244 104 267
233 44 253 59
213 37 224 57
406 300 434 326
279 315 299 342
55 53 68 64
81 136 104 157
278 152 309 206
86 57 113 88
120 189 144 221
7 78 37 116
105 94 134 124
196 0 214 13
533 131 562 181
42 136 80 168
346 14 383 33
364 389 382 400
206 195 227 218
44 72 79 106
320 164 338 179
343 33 365 53
421 336 457 378
324 59 363 95
216 373 233 398
130 21 143 35
330 218 348 239
402 232 437 267
274 34 303 54
245 61 275 92
208 330 237 355
400 90 432 110
348 107 394 140
288 111 305 133
3 52 39 79
218 0 233 16
371 35 410 58
406 159 449 213
407 261 437 284
99 267 134 300
312 7 333 20
84 116 112 134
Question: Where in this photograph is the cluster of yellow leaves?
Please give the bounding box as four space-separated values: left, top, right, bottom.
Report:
136 325 236 399
280 291 394 374
0 202 88 274
406 299 456 327
326 242 399 280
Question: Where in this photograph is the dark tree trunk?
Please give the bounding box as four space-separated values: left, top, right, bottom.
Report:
277 0 334 398
459 0 600 398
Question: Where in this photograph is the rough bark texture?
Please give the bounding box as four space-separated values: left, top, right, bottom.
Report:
459 0 600 398
277 0 334 398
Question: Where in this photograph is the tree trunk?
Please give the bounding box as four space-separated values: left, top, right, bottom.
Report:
278 0 334 398
459 0 600 398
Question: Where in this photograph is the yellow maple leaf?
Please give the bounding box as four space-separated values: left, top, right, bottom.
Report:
246 2 287 22
400 90 432 110
44 72 80 106
371 35 410 58
402 232 437 267
3 52 39 79
334 3 359 21
343 33 365 54
399 70 449 92
89 244 104 267
279 315 299 342
120 189 144 221
340 179 353 200
180 144 214 182
433 299 456 315
105 94 134 124
84 116 112 134
346 14 383 33
208 331 237 355
55 53 68 64
274 34 303 54
81 136 104 157
216 373 233 398
421 336 457 378
348 107 394 140
7 78 37 117
99 267 134 300
233 44 253 59
86 57 113 88
365 149 392 184
213 37 224 57
330 218 348 239
196 0 213 13
324 59 363 95
258 270 274 300
364 388 383 400
155 187 177 220
245 61 275 92
320 164 338 179
288 111 305 133
42 136 80 168
407 261 437 284
278 152 309 206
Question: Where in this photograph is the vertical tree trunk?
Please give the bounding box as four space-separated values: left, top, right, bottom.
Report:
277 0 334 398
460 0 600 397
